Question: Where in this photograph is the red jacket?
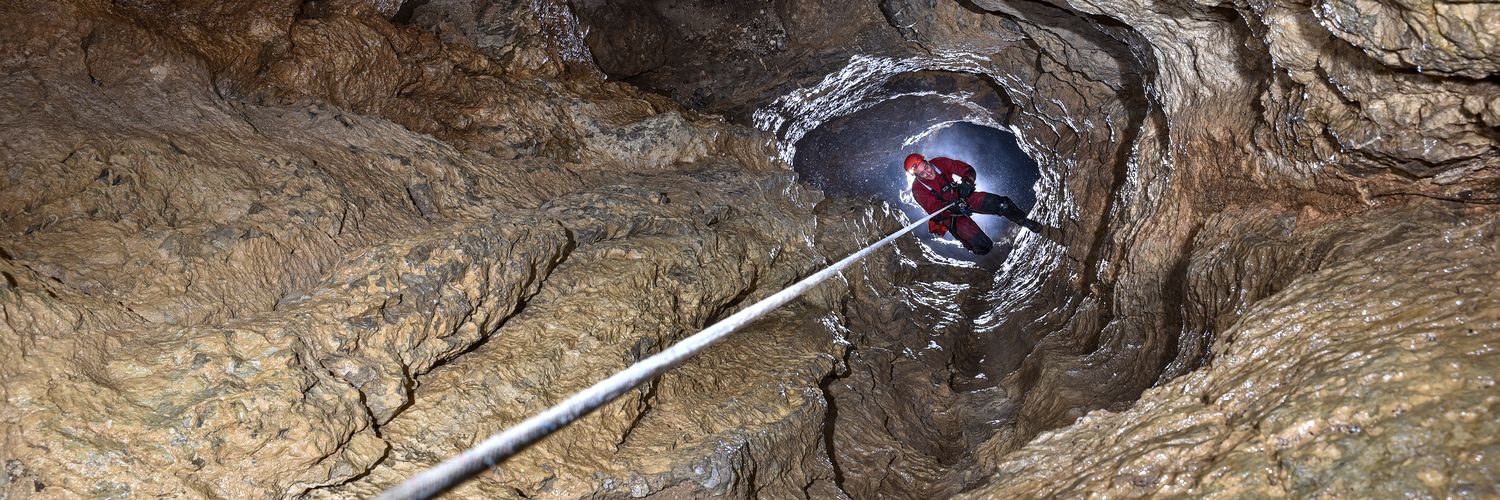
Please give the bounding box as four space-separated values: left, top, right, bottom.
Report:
910 157 976 236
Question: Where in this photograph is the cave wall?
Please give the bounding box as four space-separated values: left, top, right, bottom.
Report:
3 0 1497 497
0 0 873 496
969 204 1500 496
880 0 1500 493
570 0 912 121
574 0 1498 494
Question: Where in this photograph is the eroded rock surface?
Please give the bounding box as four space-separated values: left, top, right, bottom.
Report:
1 0 856 497
574 0 1499 495
969 205 1500 497
3 0 1498 497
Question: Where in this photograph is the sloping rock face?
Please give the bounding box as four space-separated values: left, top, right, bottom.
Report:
3 0 1498 498
0 0 898 497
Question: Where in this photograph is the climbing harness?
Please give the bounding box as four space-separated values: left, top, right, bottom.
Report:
377 204 954 500
951 198 972 217
914 176 973 229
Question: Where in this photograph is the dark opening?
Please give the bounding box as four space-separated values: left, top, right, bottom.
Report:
793 102 1041 265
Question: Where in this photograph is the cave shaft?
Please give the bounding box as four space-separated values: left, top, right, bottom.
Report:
2 0 1497 497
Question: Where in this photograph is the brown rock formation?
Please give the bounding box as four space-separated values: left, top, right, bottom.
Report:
2 0 844 496
575 0 1498 495
3 0 1497 497
968 204 1500 497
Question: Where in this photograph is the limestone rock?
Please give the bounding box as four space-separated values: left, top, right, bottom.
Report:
1 0 848 497
5 0 1499 497
561 0 1497 495
1315 0 1500 78
966 205 1500 497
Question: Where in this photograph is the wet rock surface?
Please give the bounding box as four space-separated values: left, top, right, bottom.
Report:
3 0 1497 498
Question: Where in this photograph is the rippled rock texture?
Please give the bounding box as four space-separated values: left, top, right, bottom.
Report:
4 0 1498 497
969 205 1500 497
0 0 860 496
581 0 1499 495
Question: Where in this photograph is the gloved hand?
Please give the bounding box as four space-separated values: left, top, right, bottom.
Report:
954 181 975 198
948 199 973 217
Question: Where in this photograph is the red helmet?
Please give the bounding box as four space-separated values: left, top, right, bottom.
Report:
904 153 925 173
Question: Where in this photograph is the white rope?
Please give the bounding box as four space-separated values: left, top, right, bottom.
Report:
378 205 951 499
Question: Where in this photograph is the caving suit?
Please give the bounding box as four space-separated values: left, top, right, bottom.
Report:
909 157 1030 255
